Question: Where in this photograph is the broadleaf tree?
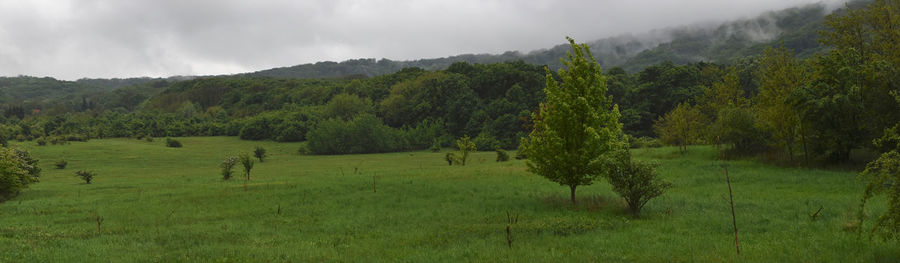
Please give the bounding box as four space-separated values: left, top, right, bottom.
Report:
522 37 623 206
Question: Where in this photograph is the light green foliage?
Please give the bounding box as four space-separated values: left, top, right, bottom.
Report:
696 67 748 118
654 102 707 154
453 136 476 166
859 151 900 241
253 146 266 162
75 170 95 184
323 93 374 121
220 155 238 180
606 150 671 217
757 45 805 161
0 147 39 201
306 114 404 155
239 152 254 180
522 37 623 205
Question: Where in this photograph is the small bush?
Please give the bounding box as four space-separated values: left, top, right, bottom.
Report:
75 170 96 184
55 159 68 169
145 136 154 142
50 136 67 145
15 135 26 142
496 149 509 162
65 134 89 142
166 138 182 148
254 146 266 162
607 150 671 217
36 137 47 146
239 152 254 180
297 144 310 155
515 142 527 160
429 139 441 153
220 155 238 180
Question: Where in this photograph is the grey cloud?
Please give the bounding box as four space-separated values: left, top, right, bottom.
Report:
0 0 847 80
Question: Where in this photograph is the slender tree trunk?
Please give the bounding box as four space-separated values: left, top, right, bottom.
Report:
570 185 577 206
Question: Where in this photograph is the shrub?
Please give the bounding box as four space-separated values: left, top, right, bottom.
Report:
166 138 182 148
429 139 442 153
220 155 238 180
606 150 671 217
297 144 310 155
858 151 900 241
55 159 68 169
14 135 25 142
50 136 67 145
239 152 254 180
0 147 40 201
65 134 89 142
75 170 96 184
452 136 476 165
145 136 154 142
445 152 456 166
496 149 510 162
254 146 266 162
515 142 527 160
36 137 47 146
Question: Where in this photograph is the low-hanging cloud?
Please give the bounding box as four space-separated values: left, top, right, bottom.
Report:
0 0 847 80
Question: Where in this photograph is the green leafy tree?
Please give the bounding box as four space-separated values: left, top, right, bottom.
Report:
858 151 900 241
607 150 671 217
323 93 374 121
0 147 40 201
454 135 476 165
220 155 238 180
757 45 806 162
253 146 266 162
654 102 707 154
522 37 623 205
75 170 96 184
239 152 254 180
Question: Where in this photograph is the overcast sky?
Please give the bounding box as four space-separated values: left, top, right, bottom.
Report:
0 0 845 80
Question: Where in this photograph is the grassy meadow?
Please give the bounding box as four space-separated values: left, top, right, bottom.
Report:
0 137 897 262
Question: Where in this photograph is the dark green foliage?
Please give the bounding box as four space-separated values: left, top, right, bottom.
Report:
306 114 404 155
514 143 527 160
607 150 671 217
496 149 509 162
254 146 266 162
711 106 768 156
859 151 900 241
55 159 67 169
220 156 238 180
473 133 501 151
445 152 456 166
239 153 254 180
0 147 40 201
36 137 47 146
165 138 182 148
429 139 441 153
75 170 95 184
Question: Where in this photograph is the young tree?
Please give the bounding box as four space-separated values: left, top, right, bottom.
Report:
654 102 707 154
220 155 238 180
75 170 96 184
0 147 40 201
454 135 476 165
757 45 805 162
253 146 266 163
239 153 254 180
521 37 623 205
607 150 671 217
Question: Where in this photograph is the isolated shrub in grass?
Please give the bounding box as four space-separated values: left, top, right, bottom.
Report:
36 137 47 146
607 150 671 217
254 146 266 162
429 139 441 152
75 170 96 184
166 138 182 148
496 149 509 162
50 136 67 145
453 136 476 165
55 159 68 169
0 147 40 201
239 152 254 180
445 152 456 165
220 155 238 180
145 136 154 142
858 150 900 241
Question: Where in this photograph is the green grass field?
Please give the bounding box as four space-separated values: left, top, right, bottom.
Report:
0 137 897 262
